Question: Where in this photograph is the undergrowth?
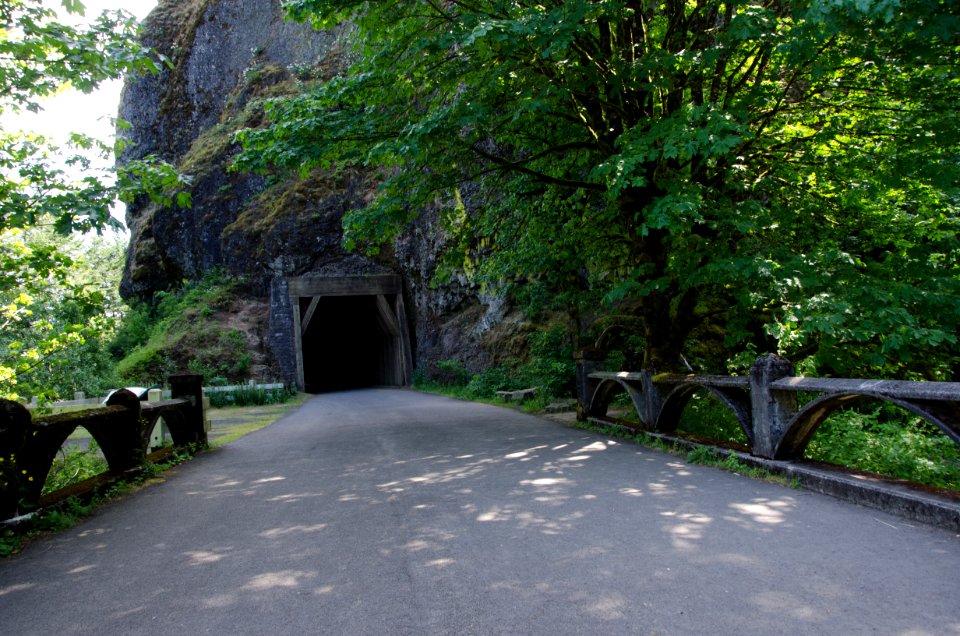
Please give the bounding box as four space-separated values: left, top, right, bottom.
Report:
112 269 251 385
604 388 960 492
41 442 109 495
804 405 960 491
206 385 297 408
414 327 575 411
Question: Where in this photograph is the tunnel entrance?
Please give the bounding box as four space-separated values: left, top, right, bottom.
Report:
289 275 412 393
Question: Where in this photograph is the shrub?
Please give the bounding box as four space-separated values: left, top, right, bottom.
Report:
464 367 517 399
207 385 296 408
42 442 108 495
434 359 471 386
113 270 253 385
678 392 750 447
805 406 960 490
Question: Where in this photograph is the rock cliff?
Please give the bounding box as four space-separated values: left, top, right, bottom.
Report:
118 0 513 386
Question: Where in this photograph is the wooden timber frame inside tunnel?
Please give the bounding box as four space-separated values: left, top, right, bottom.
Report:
289 275 414 392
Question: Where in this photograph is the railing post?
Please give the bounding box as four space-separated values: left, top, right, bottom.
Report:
749 354 797 458
0 399 32 519
575 348 604 421
640 370 665 430
101 388 145 471
169 374 206 445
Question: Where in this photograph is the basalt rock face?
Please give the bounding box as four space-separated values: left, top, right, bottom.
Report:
118 0 508 383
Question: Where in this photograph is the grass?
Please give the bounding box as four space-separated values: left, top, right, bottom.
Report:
206 385 298 408
207 393 308 447
413 380 555 414
605 387 960 493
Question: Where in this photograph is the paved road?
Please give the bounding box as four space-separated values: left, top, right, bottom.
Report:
1 389 958 635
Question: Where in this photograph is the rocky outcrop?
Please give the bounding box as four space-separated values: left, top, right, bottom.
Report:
118 0 511 383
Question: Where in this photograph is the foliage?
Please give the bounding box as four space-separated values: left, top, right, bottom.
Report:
624 391 960 491
239 0 960 377
0 0 192 402
416 326 577 402
433 358 471 387
805 406 960 490
41 441 108 496
114 270 251 385
677 392 750 447
515 327 576 398
463 366 515 398
0 228 124 401
207 385 297 408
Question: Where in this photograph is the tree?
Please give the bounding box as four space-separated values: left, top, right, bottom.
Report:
238 0 959 376
0 0 190 401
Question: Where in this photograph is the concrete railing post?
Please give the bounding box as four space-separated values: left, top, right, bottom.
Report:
169 374 206 445
749 354 797 458
0 399 32 519
575 349 605 421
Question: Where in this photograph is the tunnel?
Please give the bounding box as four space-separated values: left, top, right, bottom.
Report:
300 295 404 392
290 275 413 392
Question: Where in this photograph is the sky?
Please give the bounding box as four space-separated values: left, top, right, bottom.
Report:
6 0 159 147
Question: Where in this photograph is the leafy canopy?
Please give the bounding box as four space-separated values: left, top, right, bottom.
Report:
238 0 959 376
0 0 191 401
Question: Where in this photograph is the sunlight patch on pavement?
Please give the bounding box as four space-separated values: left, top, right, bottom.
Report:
184 550 230 565
0 583 34 596
259 524 328 538
728 498 794 525
243 570 315 591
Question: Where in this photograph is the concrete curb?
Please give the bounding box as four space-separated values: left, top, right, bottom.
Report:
584 418 960 534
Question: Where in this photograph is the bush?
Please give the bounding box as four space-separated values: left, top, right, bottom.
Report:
434 359 471 386
677 398 960 491
678 392 750 447
515 326 576 398
805 406 960 490
207 385 296 408
464 367 517 399
42 442 108 495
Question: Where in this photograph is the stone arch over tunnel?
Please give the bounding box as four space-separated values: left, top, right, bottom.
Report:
289 275 413 393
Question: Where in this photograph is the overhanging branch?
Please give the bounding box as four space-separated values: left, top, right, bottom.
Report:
469 143 605 192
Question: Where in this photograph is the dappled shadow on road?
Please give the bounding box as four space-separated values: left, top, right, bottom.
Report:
1 394 957 635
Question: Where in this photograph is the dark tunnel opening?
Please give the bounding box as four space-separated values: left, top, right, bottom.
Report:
300 295 401 393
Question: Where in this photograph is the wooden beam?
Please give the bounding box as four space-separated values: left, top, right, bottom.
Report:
288 275 400 298
291 296 305 390
300 296 321 335
396 293 414 386
376 295 401 337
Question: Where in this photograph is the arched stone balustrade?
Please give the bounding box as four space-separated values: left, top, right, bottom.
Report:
1 375 205 521
578 354 960 461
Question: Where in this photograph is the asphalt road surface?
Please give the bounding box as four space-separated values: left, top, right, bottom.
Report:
1 389 958 635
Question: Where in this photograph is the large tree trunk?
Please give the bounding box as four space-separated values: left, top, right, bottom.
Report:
618 189 702 373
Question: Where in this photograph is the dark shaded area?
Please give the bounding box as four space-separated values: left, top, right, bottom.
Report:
301 296 398 393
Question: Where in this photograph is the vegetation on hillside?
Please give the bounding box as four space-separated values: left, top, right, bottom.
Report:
0 0 956 502
113 270 253 386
